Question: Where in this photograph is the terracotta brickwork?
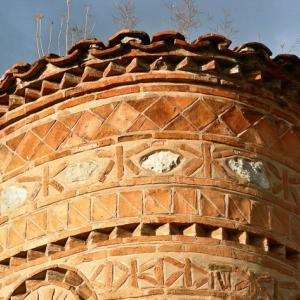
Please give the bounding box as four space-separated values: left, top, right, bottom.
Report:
0 30 300 299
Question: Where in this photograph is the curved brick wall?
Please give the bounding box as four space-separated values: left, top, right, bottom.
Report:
0 30 300 299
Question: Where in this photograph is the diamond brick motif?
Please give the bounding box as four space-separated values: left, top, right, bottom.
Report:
6 133 25 151
44 121 70 150
251 117 283 146
173 188 198 214
165 115 196 131
227 195 250 223
200 188 225 217
105 102 139 132
92 102 118 119
68 197 91 228
127 97 157 112
128 115 159 131
144 97 181 128
203 96 232 114
250 201 269 229
16 131 41 160
58 112 82 129
119 191 143 217
73 111 103 140
32 121 55 138
7 218 26 248
27 210 47 240
184 100 216 130
144 189 172 214
48 202 68 233
92 194 117 221
220 106 251 135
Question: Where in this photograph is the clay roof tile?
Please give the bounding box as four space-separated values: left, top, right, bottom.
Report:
192 33 231 49
108 29 150 47
234 42 272 57
1 30 300 116
67 39 105 54
152 31 185 43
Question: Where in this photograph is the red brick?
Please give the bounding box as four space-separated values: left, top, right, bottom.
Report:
144 189 172 214
250 201 269 229
105 102 139 132
184 100 216 130
269 206 290 237
221 106 251 135
227 195 251 224
44 121 70 150
16 131 41 160
119 191 143 217
73 111 103 140
144 96 181 128
32 121 55 138
200 188 225 217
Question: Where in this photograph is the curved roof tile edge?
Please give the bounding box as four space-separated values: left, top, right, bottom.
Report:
1 29 300 113
2 29 299 82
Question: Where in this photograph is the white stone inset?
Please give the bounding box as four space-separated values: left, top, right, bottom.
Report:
228 158 270 189
64 161 98 182
141 150 181 173
0 185 28 213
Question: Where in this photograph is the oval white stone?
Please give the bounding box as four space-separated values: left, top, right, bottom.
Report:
64 161 98 182
0 185 28 213
141 150 181 173
228 158 270 189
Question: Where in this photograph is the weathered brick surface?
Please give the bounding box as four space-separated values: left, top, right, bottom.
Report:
0 30 299 299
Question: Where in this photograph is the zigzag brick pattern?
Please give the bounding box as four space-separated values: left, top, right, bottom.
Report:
0 29 300 299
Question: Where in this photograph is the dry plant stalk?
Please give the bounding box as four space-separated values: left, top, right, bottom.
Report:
166 0 202 40
34 0 95 57
113 0 138 30
34 14 45 57
209 9 238 39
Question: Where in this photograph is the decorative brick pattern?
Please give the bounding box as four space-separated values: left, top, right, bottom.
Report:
0 30 300 299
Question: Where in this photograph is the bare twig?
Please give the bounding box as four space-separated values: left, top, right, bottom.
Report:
84 5 90 39
58 16 64 56
89 21 96 36
113 0 138 30
34 14 45 57
209 9 238 39
165 0 202 40
65 0 71 53
34 0 96 56
39 15 45 56
47 21 54 53
34 15 41 58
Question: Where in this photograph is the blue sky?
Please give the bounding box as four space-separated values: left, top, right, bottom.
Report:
1 0 300 75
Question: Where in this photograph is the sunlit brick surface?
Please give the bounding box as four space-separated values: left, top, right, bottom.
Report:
0 30 300 299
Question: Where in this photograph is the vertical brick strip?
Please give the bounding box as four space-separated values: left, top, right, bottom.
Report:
156 258 164 285
105 261 113 288
43 166 49 197
185 258 192 287
130 260 138 288
202 143 212 178
116 146 124 179
283 170 289 201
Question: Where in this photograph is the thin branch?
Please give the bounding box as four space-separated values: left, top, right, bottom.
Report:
39 16 45 56
89 21 96 36
57 16 64 56
65 0 71 54
209 9 238 39
113 0 138 30
47 21 54 53
84 5 90 39
34 14 45 57
165 0 202 41
34 15 41 58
